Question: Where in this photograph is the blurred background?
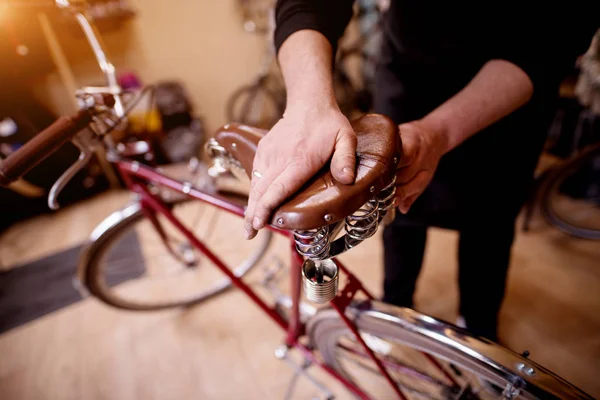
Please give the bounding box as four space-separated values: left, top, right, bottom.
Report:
0 1 599 399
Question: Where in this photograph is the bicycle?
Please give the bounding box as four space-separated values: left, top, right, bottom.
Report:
536 31 600 240
521 30 600 240
523 138 600 240
0 2 596 399
225 8 286 130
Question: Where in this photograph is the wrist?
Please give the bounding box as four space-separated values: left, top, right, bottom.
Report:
285 90 340 117
286 85 338 111
417 114 452 155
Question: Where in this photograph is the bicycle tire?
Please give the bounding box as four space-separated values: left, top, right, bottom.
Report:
78 196 273 311
539 142 600 240
226 81 283 130
309 301 594 399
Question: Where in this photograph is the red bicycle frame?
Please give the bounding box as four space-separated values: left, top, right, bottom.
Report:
115 158 413 399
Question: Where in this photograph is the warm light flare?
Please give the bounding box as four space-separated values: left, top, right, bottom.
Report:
0 3 7 23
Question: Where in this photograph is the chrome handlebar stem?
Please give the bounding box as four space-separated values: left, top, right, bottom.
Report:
56 0 125 116
48 0 128 208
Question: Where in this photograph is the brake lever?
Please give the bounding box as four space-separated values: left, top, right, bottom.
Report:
48 129 100 210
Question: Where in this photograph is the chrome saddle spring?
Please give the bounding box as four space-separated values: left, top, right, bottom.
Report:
376 176 397 217
293 225 331 259
344 199 380 243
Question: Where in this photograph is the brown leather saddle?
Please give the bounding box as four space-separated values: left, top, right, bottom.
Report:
213 113 401 231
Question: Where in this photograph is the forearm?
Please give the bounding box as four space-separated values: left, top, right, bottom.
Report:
421 59 534 153
277 29 338 109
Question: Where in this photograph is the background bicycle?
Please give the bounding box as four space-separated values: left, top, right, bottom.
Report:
522 30 600 240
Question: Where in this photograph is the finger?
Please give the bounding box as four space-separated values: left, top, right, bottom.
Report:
398 193 418 214
395 169 429 206
397 124 418 168
395 164 419 185
330 128 357 184
394 183 407 205
245 176 274 238
245 159 278 239
252 163 307 230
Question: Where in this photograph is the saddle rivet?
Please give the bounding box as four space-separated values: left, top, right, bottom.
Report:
277 218 284 225
370 186 376 193
324 214 332 222
231 143 237 148
393 156 398 164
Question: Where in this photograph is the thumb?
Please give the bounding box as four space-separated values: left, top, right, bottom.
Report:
397 124 418 168
330 128 357 184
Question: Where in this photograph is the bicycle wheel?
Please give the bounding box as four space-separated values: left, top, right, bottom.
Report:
309 301 593 399
539 142 600 240
79 194 273 311
226 80 283 130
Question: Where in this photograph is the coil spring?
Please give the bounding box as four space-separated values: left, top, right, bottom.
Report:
302 259 339 303
376 176 397 217
345 199 379 242
293 225 331 259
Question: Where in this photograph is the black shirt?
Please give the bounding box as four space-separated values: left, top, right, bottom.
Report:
273 0 598 225
274 1 596 96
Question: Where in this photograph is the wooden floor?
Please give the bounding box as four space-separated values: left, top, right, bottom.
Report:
1 188 599 399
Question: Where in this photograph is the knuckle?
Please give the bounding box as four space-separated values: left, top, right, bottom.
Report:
255 199 275 219
341 152 355 162
343 129 358 143
251 181 268 198
270 180 288 199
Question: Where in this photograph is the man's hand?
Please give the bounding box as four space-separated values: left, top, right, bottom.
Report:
244 103 357 239
242 29 356 239
394 120 448 214
394 59 535 213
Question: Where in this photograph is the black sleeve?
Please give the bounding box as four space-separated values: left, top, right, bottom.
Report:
273 0 355 58
487 8 600 97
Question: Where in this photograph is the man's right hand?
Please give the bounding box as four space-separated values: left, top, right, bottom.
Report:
243 101 357 239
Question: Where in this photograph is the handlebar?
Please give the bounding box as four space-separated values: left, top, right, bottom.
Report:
0 109 93 186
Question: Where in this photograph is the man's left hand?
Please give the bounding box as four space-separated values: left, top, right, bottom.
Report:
395 120 449 214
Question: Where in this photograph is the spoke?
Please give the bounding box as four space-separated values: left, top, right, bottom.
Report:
336 344 458 400
339 353 445 400
201 207 222 242
337 343 450 387
187 202 207 234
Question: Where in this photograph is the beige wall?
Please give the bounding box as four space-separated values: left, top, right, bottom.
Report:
36 0 268 134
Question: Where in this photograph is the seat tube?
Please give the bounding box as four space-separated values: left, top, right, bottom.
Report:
286 238 304 345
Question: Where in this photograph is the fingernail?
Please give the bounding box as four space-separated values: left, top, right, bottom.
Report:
244 226 257 240
252 216 263 230
342 167 354 178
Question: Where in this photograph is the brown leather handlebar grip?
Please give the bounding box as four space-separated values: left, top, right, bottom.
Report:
0 109 93 186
